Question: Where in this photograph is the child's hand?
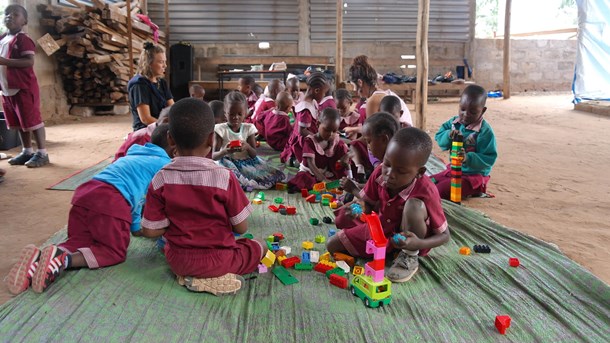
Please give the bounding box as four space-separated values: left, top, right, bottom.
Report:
459 148 467 163
241 142 252 151
340 177 358 193
449 129 461 141
391 231 422 251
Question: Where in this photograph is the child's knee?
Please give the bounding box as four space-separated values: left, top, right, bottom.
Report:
253 238 268 260
326 236 344 254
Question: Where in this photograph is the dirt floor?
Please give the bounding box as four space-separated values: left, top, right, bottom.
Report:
0 93 608 305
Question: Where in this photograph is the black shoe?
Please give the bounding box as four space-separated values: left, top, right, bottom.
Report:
8 151 34 165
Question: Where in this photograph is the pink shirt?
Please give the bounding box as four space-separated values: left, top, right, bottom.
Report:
360 165 448 256
301 134 348 176
264 109 293 151
142 156 252 250
339 110 361 131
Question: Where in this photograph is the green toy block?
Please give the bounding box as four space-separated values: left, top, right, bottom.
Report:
314 235 326 243
309 218 319 225
242 233 254 239
325 179 341 190
266 240 273 250
272 266 299 285
274 197 284 204
256 191 265 200
309 190 320 195
325 267 346 278
294 262 314 271
321 198 330 206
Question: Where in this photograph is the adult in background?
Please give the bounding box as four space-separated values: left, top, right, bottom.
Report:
128 42 174 131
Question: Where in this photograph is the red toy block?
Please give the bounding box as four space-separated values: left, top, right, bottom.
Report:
314 263 334 274
301 189 309 197
329 274 348 289
281 256 301 269
509 258 520 267
286 206 296 215
273 232 285 240
306 194 317 203
268 205 279 212
279 204 287 210
228 140 242 149
275 182 288 191
256 141 261 148
495 315 511 335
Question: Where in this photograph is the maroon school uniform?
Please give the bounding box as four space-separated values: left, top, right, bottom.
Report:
244 91 259 122
336 166 448 258
288 134 348 190
113 123 157 161
348 139 374 178
59 180 132 268
254 98 276 135
318 95 337 112
339 110 360 131
264 109 293 151
280 100 319 162
356 98 367 125
142 156 263 278
0 31 43 131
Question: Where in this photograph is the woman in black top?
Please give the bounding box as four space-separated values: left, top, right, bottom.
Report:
128 43 174 131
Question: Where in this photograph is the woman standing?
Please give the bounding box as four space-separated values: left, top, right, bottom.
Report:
128 43 174 131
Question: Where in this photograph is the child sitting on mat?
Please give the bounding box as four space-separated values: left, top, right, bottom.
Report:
327 127 450 283
253 79 285 136
264 91 294 152
209 100 226 124
280 72 330 164
288 108 349 192
336 89 360 139
238 76 258 119
140 98 267 295
431 84 497 200
189 84 205 101
318 88 337 112
213 91 285 190
286 73 305 105
114 107 170 161
380 95 410 128
6 124 173 295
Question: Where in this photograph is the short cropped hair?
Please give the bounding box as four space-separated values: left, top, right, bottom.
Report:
5 5 27 21
391 127 432 166
319 107 341 123
150 123 170 150
335 89 352 102
379 95 402 115
363 112 400 138
168 98 214 150
224 91 247 111
462 84 487 106
209 100 225 119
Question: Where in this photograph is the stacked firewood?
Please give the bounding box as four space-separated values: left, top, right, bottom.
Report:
37 0 165 105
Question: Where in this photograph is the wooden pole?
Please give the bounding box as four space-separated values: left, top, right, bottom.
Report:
415 0 430 130
503 0 512 99
335 0 344 86
141 0 147 15
126 0 134 77
164 0 170 86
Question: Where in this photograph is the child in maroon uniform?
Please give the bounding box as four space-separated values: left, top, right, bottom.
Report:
318 89 337 112
209 100 226 124
142 99 267 296
336 89 360 135
280 72 330 163
2 5 49 168
327 127 450 283
287 108 349 191
114 108 170 161
264 91 294 151
253 79 285 136
286 74 305 105
238 76 258 120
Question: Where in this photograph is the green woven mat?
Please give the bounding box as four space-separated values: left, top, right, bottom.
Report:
1 192 608 342
46 158 112 191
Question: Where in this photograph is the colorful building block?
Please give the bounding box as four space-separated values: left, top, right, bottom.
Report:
261 250 276 268
305 194 317 203
275 182 288 191
314 262 335 274
255 191 265 200
350 203 363 216
279 208 287 215
325 179 341 190
352 266 364 275
392 233 406 244
274 197 284 204
294 262 314 270
302 241 314 250
272 266 298 285
332 252 355 267
309 250 320 263
321 194 334 201
313 182 326 191
242 233 254 239
275 249 286 257
309 218 319 225
450 133 464 204
329 274 348 289
322 216 333 224
281 256 301 268
267 235 277 242
277 255 287 264
309 190 320 195
273 232 285 240
321 198 330 206
301 189 309 197
228 140 242 149
301 252 310 263
268 205 279 212
320 252 331 262
495 315 511 335
328 229 336 237
245 186 253 192
459 246 471 255
280 246 291 255
271 242 280 251
509 258 520 267
257 264 268 273
336 261 351 273
315 194 321 203
330 201 338 209
315 235 326 243
326 267 346 278
473 244 491 253
286 206 296 215
266 240 273 250
255 141 261 148
252 199 263 205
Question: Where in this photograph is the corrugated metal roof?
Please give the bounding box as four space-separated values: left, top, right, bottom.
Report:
310 0 471 41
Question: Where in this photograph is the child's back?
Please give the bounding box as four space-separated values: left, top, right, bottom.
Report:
264 91 294 151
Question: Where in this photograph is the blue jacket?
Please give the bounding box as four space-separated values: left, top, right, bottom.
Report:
94 143 170 232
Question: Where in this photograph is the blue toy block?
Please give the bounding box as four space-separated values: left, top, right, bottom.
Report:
328 229 336 237
271 242 280 251
350 203 363 216
393 233 406 244
301 251 310 264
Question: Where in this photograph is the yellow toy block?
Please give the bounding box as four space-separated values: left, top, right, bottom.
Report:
261 250 276 267
321 194 334 201
320 252 331 261
312 182 326 192
329 201 338 209
318 260 336 268
277 255 287 265
302 241 314 250
352 266 364 275
459 246 471 255
252 199 263 204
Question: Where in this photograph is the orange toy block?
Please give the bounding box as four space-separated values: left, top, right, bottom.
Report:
352 266 364 275
312 182 326 192
332 252 355 267
459 246 471 255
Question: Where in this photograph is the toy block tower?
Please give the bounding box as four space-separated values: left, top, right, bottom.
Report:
363 213 388 283
450 132 464 204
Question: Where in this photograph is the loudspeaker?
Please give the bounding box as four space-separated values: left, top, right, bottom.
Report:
170 43 193 101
